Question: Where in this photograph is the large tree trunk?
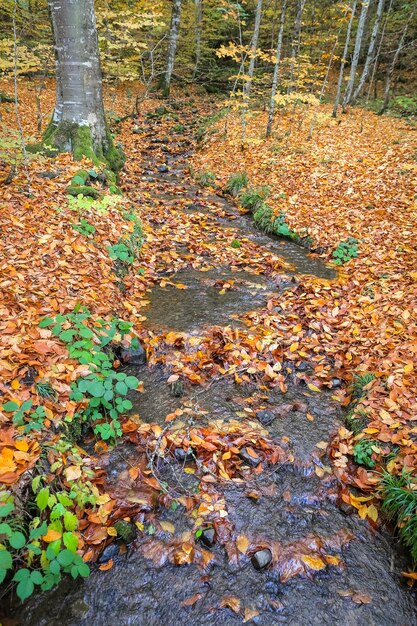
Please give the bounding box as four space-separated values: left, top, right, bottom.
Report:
332 0 357 117
45 0 122 170
245 0 264 97
160 0 182 97
266 0 287 137
352 0 385 103
342 0 372 111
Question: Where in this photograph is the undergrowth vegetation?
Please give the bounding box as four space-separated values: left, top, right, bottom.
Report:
381 472 417 563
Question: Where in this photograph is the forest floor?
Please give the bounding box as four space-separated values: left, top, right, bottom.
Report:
1 80 417 623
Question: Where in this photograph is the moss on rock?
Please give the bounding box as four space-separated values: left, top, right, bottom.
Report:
66 185 101 199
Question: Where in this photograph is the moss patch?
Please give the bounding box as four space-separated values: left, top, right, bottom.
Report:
38 121 125 174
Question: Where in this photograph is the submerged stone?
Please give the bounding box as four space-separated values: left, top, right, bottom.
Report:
239 447 261 467
251 549 272 571
119 342 146 365
257 410 276 426
114 520 137 544
199 527 215 548
158 165 169 173
174 447 194 463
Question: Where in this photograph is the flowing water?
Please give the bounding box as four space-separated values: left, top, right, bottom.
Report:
16 110 416 625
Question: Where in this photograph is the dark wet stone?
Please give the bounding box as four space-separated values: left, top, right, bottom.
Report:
331 378 342 388
37 170 60 179
144 176 155 182
257 410 276 426
239 447 261 467
251 549 272 571
70 600 90 619
98 543 120 564
339 502 355 516
114 520 136 544
174 448 194 463
119 342 146 365
158 165 169 173
170 379 184 397
199 527 215 548
296 361 310 372
22 366 38 385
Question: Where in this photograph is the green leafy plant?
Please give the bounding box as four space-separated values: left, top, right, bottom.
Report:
353 438 376 468
224 172 248 196
72 218 96 237
39 307 140 442
0 483 90 602
252 204 298 240
2 400 46 433
107 242 134 264
380 472 417 562
239 186 270 212
231 239 241 249
332 237 358 265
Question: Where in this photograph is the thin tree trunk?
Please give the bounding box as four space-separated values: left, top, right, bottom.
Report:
45 0 120 169
266 0 287 137
352 0 385 102
160 0 182 97
192 0 202 80
333 0 357 117
287 0 305 93
379 5 415 114
245 0 263 97
342 0 372 111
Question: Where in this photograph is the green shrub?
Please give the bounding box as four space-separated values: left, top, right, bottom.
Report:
224 172 248 196
72 218 95 237
390 96 417 116
0 481 90 602
252 204 297 240
352 372 375 400
353 438 376 468
240 186 270 212
332 237 358 265
39 307 140 442
196 170 216 187
380 472 417 562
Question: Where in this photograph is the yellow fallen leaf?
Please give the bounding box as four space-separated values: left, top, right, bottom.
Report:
236 534 249 554
307 383 320 392
42 528 62 543
160 521 175 533
301 555 326 570
15 439 29 452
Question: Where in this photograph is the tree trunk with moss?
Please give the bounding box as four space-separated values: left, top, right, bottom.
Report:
44 0 123 171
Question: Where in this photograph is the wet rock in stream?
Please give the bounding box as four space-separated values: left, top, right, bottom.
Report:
251 549 272 571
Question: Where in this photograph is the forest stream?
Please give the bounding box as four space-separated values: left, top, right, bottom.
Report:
14 113 417 625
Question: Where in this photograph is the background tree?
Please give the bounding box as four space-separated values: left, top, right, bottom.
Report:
160 0 182 97
342 0 372 111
